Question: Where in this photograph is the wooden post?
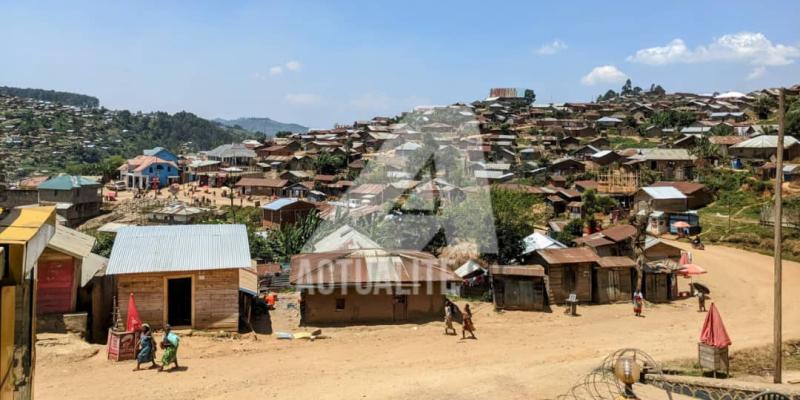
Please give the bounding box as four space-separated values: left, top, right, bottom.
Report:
774 88 785 384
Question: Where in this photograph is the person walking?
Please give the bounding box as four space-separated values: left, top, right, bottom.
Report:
461 304 476 340
133 323 157 371
444 300 456 336
158 325 180 371
697 291 707 312
633 291 644 317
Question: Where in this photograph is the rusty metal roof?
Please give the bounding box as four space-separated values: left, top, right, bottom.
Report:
489 265 545 277
596 256 637 269
536 247 599 264
599 224 637 242
290 249 458 286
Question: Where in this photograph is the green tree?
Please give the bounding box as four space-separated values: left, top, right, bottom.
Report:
754 95 777 120
523 89 536 105
710 124 734 136
313 152 344 175
621 79 633 96
581 189 617 231
689 136 721 162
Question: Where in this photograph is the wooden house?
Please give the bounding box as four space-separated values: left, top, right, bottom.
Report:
37 175 102 227
650 182 713 209
107 224 256 331
549 158 585 176
490 265 547 311
532 247 598 304
234 177 289 197
261 198 318 229
642 260 680 303
593 256 636 304
291 249 458 325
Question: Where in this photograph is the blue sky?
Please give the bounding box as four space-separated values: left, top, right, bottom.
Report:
1 1 799 128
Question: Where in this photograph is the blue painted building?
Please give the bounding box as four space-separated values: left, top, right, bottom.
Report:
118 155 180 189
143 147 179 163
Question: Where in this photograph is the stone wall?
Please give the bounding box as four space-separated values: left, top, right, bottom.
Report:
644 373 800 400
0 189 38 209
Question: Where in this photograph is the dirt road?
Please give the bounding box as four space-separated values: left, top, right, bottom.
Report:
36 242 800 399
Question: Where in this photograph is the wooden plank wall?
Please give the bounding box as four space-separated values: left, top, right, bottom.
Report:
117 268 240 331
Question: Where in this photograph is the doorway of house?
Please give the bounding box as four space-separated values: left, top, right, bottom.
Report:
392 295 408 321
167 277 192 327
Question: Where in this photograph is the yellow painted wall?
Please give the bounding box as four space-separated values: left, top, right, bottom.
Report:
1 286 15 399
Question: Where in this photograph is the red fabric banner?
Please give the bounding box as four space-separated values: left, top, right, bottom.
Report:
700 303 732 348
126 292 142 332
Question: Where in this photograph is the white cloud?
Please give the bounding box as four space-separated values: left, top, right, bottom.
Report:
627 32 799 67
250 72 267 81
580 65 629 86
747 66 767 80
285 93 321 105
285 60 301 71
537 39 568 55
269 66 283 76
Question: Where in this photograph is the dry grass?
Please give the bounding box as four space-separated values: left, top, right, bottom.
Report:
663 340 800 377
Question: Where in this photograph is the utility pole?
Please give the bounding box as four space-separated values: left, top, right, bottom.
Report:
773 88 786 384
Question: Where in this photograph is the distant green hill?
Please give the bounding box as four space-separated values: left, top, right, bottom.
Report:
0 86 100 108
215 117 308 137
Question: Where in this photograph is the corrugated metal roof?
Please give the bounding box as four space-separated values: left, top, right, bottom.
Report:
489 265 545 277
106 224 252 275
312 224 381 252
630 148 695 161
261 197 301 210
290 249 457 286
641 186 687 200
597 256 636 268
537 247 599 264
522 232 566 255
81 253 108 286
732 135 799 149
38 175 99 190
205 143 256 158
454 260 485 278
48 224 95 258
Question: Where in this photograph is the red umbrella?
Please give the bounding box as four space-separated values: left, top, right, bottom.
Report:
680 263 707 276
700 303 732 348
673 221 691 229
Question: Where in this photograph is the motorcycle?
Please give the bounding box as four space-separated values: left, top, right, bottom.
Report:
691 237 705 250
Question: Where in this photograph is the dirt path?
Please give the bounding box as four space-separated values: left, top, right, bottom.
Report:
36 242 800 399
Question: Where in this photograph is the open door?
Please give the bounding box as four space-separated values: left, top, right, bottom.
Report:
167 277 192 327
392 295 407 321
563 266 577 299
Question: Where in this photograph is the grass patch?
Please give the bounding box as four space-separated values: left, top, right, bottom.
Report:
697 197 800 262
607 136 660 150
663 340 800 378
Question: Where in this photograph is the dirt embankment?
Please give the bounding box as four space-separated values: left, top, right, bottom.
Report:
36 241 800 399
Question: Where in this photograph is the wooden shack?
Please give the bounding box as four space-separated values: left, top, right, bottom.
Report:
36 225 109 340
291 249 458 325
261 198 318 229
642 260 680 303
533 247 598 304
593 256 636 304
106 224 256 331
490 265 547 311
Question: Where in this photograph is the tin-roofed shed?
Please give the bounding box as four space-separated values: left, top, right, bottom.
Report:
490 265 548 311
291 249 457 325
107 224 255 331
